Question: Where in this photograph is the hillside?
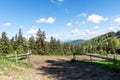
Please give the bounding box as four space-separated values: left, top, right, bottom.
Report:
81 31 120 54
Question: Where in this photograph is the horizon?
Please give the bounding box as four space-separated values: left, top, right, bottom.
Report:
0 0 120 41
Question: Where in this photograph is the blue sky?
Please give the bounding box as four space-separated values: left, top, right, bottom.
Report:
0 0 120 41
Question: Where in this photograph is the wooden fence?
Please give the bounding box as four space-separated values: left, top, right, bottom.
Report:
72 52 117 67
1 51 31 63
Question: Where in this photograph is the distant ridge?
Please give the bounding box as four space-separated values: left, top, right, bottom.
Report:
66 39 85 46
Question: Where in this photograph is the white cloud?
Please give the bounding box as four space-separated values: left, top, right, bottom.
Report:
71 28 100 40
76 13 87 17
48 34 65 41
114 17 120 25
71 28 86 36
47 33 72 41
66 22 72 27
51 0 64 5
76 20 86 25
109 26 120 32
58 0 64 2
2 22 12 27
94 26 99 29
81 20 86 25
86 29 98 35
87 14 108 24
36 17 55 24
52 34 60 37
27 26 38 35
51 34 61 40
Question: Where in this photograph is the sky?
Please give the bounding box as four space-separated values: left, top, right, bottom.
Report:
0 0 120 41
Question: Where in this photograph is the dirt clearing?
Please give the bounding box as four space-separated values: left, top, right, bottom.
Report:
1 55 120 80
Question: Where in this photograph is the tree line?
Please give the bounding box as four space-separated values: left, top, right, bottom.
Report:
0 29 76 56
0 28 120 56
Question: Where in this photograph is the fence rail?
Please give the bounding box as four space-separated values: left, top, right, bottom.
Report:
0 52 31 63
72 52 117 64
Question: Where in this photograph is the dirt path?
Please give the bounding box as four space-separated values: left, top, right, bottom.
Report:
30 55 120 80
31 56 72 80
1 55 120 80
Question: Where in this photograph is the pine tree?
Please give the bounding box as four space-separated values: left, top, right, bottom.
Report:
18 28 24 45
36 29 46 54
16 29 27 53
16 45 24 54
1 32 13 54
29 35 36 54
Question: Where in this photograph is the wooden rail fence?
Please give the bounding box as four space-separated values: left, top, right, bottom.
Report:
1 51 31 63
72 52 117 67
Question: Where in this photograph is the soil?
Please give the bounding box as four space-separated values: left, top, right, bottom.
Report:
0 55 120 80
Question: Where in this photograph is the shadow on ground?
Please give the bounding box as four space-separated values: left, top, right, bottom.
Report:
36 59 120 80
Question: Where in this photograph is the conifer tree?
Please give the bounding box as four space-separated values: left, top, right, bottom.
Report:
1 32 13 54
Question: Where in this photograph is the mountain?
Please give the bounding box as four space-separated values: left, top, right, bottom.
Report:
81 31 120 54
66 39 85 46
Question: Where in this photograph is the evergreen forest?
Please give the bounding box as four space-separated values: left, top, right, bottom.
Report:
0 28 120 56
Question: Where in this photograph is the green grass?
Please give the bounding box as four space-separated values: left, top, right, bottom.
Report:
91 61 120 71
78 59 120 72
3 72 11 77
0 58 33 72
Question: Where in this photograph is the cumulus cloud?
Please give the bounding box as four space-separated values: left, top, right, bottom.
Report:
109 26 120 32
27 26 38 35
114 17 120 25
36 17 55 24
71 28 86 36
71 28 100 40
87 14 108 24
66 22 72 27
2 22 12 27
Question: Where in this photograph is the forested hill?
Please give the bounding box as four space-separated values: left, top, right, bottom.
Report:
66 39 85 46
81 31 120 54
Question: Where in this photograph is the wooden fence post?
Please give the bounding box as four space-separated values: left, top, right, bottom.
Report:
89 53 92 63
73 52 76 60
27 50 31 63
112 54 117 69
15 51 17 62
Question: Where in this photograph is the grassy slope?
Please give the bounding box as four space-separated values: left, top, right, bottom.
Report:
0 58 33 76
79 57 120 72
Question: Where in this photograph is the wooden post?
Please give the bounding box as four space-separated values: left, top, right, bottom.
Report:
89 53 92 63
71 52 76 63
106 53 108 59
73 52 76 60
27 50 30 63
112 54 117 69
15 51 17 62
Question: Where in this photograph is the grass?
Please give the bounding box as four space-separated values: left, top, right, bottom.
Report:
77 59 120 72
0 58 33 75
3 72 11 77
91 60 120 71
